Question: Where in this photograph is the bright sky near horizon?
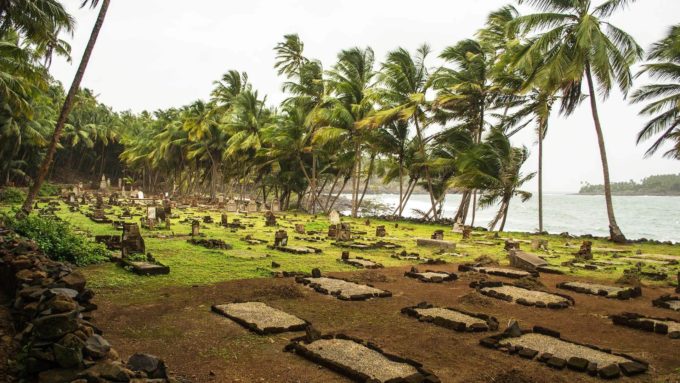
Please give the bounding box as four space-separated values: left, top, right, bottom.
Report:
49 0 680 193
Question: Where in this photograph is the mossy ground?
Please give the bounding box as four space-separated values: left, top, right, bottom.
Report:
3 199 679 304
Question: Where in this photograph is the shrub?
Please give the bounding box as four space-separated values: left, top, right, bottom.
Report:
0 187 26 204
39 182 60 197
2 213 109 266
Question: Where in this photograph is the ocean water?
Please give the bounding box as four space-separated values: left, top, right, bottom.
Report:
350 193 680 242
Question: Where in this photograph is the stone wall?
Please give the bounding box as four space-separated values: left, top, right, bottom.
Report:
0 227 178 383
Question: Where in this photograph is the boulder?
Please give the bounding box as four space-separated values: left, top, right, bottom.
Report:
84 334 111 359
34 311 79 340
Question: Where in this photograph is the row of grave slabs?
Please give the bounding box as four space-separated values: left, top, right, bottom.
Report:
209 265 680 382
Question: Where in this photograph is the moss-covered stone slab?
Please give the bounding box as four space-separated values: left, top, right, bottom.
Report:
339 257 383 269
286 334 439 382
295 276 391 301
480 326 648 379
459 264 535 279
211 302 307 334
402 302 498 332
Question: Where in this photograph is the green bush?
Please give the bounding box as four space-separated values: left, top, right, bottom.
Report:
0 187 26 204
2 213 109 266
39 182 60 197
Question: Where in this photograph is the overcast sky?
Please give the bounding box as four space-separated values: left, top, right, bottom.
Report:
49 0 680 193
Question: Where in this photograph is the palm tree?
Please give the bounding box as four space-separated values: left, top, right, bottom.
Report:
631 24 680 158
360 45 439 219
456 128 534 231
511 0 643 243
20 0 111 217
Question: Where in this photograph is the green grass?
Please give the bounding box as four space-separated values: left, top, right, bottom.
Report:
2 198 679 304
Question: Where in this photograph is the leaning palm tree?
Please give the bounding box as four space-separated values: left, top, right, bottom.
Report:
20 0 111 217
511 0 643 243
631 24 680 158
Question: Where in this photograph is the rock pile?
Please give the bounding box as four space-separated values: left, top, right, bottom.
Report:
0 229 177 383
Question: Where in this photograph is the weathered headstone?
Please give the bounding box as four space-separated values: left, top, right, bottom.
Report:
509 250 548 272
329 210 341 225
504 239 520 251
337 223 351 241
226 199 237 212
247 201 258 213
462 226 472 240
122 223 145 257
295 224 305 234
191 220 200 237
265 211 277 226
431 230 444 240
375 225 386 237
328 225 338 238
531 238 549 251
271 201 280 213
221 213 228 227
147 206 157 220
341 251 350 260
274 230 288 247
99 175 107 190
576 241 593 260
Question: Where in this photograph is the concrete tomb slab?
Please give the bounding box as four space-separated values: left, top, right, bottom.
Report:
212 302 307 334
404 268 457 283
296 277 391 300
652 294 680 312
472 281 573 309
557 281 641 300
509 250 548 272
612 312 680 338
402 303 498 332
340 257 384 269
459 264 535 279
287 336 437 383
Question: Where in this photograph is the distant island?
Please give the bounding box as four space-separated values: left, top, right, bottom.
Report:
579 174 680 196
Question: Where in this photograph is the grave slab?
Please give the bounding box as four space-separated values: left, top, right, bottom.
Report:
212 302 307 334
459 264 534 279
402 303 498 332
340 257 383 269
404 269 457 283
652 294 680 311
287 335 437 383
296 277 391 300
416 238 456 250
612 312 680 338
472 281 573 309
557 281 641 300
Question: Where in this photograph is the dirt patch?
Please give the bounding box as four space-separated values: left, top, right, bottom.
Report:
458 291 494 308
348 270 394 284
474 255 499 266
514 277 544 290
86 266 680 382
253 284 305 299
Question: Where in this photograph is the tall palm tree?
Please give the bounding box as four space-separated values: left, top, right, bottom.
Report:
20 0 110 217
511 0 643 243
631 24 680 158
360 45 439 219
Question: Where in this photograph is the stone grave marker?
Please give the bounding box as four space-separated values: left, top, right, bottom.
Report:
191 220 200 236
226 199 237 212
122 223 145 257
462 226 472 240
531 238 548 251
576 241 593 260
375 225 386 237
508 250 548 272
337 223 352 241
431 230 444 240
504 239 520 251
221 213 228 227
274 230 288 247
329 210 341 225
271 201 280 212
294 224 305 234
264 211 277 226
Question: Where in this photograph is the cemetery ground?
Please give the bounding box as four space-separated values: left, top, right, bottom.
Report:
2 200 680 382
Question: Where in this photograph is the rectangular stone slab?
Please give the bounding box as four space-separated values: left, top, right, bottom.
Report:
299 277 390 300
294 338 420 382
473 266 532 279
558 281 640 299
500 333 631 367
481 285 570 306
212 302 306 334
416 238 456 249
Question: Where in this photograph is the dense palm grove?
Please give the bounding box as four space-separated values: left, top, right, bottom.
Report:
2 0 679 242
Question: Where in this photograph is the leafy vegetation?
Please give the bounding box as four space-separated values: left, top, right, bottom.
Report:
1 1 678 241
579 173 680 195
0 188 25 204
1 213 109 266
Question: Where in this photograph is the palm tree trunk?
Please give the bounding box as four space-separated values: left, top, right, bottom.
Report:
413 117 438 220
397 155 404 217
19 0 110 217
538 119 544 233
499 198 510 232
585 63 626 243
357 154 375 210
351 142 361 217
